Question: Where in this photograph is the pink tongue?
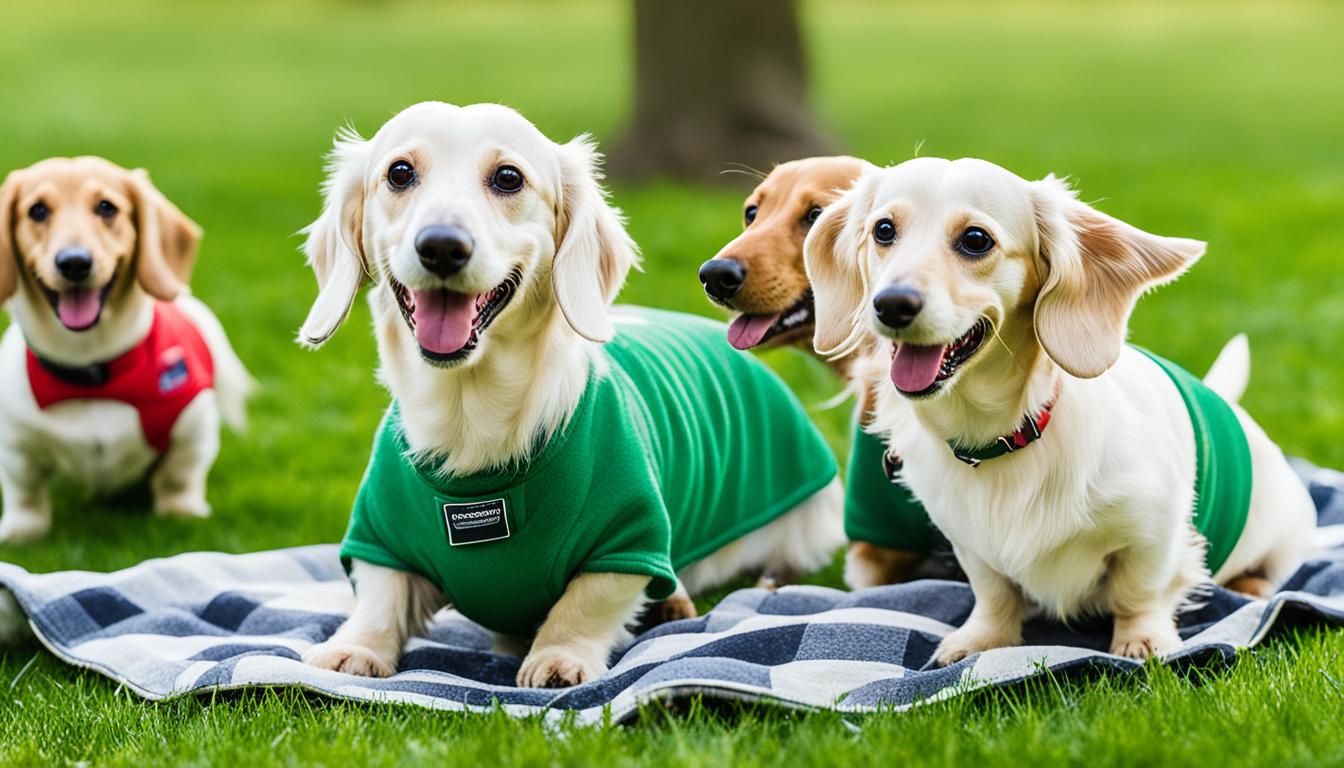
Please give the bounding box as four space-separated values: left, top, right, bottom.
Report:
57 289 101 330
727 313 782 350
411 289 478 355
890 343 947 393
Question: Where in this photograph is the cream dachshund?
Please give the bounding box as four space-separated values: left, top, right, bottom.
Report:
298 102 844 688
804 157 1315 663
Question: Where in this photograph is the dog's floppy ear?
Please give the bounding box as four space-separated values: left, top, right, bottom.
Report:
552 135 638 343
299 128 372 348
804 186 870 359
1031 175 1205 378
0 170 20 304
128 169 202 301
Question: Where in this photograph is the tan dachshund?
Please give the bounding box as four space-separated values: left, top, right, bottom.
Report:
699 156 936 588
0 157 250 542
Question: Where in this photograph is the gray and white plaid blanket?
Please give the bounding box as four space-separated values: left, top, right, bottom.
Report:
2 459 1342 724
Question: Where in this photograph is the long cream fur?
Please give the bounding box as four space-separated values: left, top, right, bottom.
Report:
299 102 843 687
806 157 1316 664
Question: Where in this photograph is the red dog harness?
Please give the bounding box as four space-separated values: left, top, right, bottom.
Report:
26 302 215 453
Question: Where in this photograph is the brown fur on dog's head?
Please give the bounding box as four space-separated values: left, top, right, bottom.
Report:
0 157 200 329
700 156 870 351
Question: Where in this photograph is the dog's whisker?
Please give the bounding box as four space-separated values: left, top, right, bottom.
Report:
719 167 767 182
721 162 768 181
723 161 765 174
988 322 1015 362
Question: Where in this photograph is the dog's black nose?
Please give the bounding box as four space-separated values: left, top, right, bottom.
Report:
54 247 93 283
415 225 474 277
873 286 924 329
699 259 747 301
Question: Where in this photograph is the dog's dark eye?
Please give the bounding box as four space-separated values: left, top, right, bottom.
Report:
490 165 524 193
744 204 758 226
804 206 823 226
96 200 118 219
387 161 416 190
956 227 995 257
873 218 896 245
28 202 49 223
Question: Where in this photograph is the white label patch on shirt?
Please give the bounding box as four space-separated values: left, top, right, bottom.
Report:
442 499 510 546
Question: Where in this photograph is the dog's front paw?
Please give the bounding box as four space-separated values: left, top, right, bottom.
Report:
304 641 396 677
0 509 51 544
1110 617 1181 660
934 622 1020 666
844 543 922 589
654 594 698 624
153 491 212 520
1224 575 1273 599
517 645 605 688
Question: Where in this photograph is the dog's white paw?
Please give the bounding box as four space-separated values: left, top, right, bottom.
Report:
304 641 396 677
1110 619 1181 660
153 492 212 520
0 509 51 544
517 644 605 688
934 622 1021 666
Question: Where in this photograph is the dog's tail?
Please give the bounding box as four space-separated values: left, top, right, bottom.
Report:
180 295 256 433
213 342 256 434
1203 334 1251 404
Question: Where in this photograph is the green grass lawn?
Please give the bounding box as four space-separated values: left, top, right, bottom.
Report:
1 0 1342 764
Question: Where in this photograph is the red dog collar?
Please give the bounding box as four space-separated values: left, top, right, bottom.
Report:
948 380 1063 467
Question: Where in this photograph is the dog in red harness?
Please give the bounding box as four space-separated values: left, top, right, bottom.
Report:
0 157 252 543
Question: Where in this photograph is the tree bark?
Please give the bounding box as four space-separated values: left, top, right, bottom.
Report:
608 0 837 185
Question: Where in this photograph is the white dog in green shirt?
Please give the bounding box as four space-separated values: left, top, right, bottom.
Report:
297 102 845 688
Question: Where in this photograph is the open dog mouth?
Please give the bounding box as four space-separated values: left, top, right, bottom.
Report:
391 268 522 365
39 276 116 333
727 290 814 350
889 317 990 398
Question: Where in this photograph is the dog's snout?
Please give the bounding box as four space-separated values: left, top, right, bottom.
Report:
54 247 94 283
415 225 474 278
873 286 924 330
699 259 747 301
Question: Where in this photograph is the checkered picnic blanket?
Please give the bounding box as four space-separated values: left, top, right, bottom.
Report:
2 459 1342 724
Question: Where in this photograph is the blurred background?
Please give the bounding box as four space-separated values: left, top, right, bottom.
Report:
1 0 1341 572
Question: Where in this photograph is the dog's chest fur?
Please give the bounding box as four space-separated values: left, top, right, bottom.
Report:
884 354 1199 618
0 327 159 494
902 440 1123 615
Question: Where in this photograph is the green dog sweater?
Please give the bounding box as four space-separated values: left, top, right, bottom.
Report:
842 349 1253 575
1138 348 1253 573
340 308 839 637
843 423 943 552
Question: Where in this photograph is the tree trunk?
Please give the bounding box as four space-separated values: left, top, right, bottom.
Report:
608 0 837 185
